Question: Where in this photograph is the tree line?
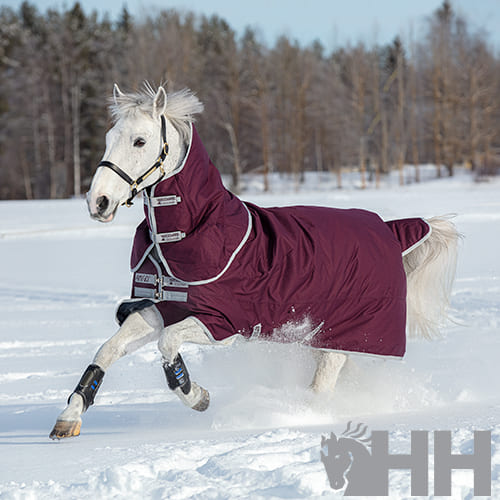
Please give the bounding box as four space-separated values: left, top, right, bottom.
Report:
0 0 499 199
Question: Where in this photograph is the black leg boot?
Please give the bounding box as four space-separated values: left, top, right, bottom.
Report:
49 364 105 440
162 354 210 412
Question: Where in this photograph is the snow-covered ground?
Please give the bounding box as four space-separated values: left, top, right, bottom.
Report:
0 169 499 499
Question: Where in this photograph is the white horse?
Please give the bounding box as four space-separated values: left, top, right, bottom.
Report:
50 83 459 439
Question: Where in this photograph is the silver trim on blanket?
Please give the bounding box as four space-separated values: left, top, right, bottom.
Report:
251 323 262 338
401 220 433 257
153 203 253 286
303 321 325 342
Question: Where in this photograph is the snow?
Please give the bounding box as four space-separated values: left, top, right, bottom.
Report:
0 169 499 499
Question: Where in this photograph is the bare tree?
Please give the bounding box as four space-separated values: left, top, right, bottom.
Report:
1 1 500 200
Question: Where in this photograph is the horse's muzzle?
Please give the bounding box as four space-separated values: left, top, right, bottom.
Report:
87 192 117 223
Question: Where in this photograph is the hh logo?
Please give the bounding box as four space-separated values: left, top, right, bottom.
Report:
321 422 491 496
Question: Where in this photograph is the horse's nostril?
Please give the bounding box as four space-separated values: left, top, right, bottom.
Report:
96 195 109 214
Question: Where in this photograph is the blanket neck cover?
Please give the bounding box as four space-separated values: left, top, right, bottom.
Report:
131 125 251 284
130 124 431 357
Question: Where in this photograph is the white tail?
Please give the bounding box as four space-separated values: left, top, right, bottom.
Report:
403 217 460 340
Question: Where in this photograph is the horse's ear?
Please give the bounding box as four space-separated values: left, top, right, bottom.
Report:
153 86 167 118
113 83 124 105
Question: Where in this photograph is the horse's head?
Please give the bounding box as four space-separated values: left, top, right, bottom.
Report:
87 83 203 222
320 433 353 490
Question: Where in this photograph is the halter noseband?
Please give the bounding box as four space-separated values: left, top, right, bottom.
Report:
97 115 169 207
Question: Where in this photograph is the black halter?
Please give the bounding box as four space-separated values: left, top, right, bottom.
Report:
97 115 169 207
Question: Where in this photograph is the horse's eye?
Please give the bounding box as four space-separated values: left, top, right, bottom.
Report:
134 138 146 148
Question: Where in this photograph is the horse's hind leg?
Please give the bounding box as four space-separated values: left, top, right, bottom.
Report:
310 350 347 393
49 303 163 439
157 317 213 411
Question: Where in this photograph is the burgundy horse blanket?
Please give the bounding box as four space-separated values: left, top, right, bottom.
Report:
130 126 431 357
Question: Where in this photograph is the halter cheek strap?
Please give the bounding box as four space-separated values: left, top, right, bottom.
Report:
97 115 169 207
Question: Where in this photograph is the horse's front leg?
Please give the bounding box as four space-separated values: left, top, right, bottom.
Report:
49 302 163 439
158 317 213 412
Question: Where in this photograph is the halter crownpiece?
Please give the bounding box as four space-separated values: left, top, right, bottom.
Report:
97 115 169 207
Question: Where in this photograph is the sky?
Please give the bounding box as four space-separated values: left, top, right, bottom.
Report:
1 0 499 51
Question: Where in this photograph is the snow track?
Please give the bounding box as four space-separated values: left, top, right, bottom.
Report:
0 171 499 499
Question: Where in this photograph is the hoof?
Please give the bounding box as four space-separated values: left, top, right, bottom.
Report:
192 386 210 412
49 419 81 440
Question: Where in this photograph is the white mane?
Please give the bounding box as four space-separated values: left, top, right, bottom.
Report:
109 82 204 141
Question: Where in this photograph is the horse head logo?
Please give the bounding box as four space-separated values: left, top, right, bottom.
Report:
321 422 372 494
